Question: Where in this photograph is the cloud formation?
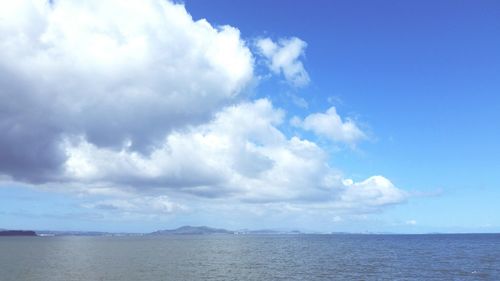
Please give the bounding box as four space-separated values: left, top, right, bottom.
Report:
64 99 405 211
256 37 310 87
292 106 366 145
0 0 406 219
0 0 253 182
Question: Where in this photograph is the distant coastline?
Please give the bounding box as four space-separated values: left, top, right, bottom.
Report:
0 230 37 236
1 226 499 237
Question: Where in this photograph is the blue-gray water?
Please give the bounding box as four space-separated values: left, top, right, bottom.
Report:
1 234 499 280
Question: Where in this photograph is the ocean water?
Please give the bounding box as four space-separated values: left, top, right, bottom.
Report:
0 234 499 280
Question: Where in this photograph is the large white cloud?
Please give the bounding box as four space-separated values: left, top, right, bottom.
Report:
63 99 406 211
0 0 253 181
0 0 407 219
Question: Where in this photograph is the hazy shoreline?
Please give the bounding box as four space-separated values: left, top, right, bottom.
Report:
2 226 499 237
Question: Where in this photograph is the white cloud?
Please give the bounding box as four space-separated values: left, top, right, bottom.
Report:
338 176 407 210
62 99 312 199
256 37 310 87
63 99 406 213
292 106 366 145
0 0 254 181
0 0 407 220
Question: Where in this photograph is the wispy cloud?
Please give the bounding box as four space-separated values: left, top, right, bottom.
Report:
256 37 310 87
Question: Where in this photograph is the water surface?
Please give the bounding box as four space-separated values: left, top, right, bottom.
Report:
1 234 499 280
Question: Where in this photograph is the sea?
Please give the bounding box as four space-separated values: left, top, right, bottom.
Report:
0 234 499 280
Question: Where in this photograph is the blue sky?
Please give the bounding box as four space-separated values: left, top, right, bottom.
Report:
1 0 499 233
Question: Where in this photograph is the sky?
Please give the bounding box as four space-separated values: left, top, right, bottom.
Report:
0 0 499 233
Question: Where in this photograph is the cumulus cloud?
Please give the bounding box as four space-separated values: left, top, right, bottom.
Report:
0 0 406 219
0 0 253 182
338 176 407 210
62 99 315 199
63 99 406 211
291 106 366 145
256 37 310 87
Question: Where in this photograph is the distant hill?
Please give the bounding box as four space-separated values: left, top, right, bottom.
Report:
0 226 318 236
0 230 37 236
150 226 233 235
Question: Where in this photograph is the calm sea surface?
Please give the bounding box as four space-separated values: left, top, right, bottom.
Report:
0 234 499 280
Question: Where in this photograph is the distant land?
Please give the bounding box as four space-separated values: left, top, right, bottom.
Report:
150 226 310 235
2 226 493 237
0 230 37 236
150 226 233 235
0 226 308 236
